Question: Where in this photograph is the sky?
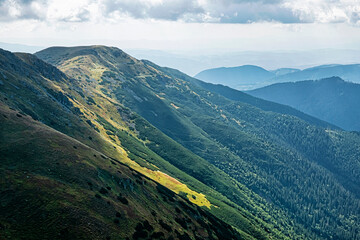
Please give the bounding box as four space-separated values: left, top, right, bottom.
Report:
0 0 360 73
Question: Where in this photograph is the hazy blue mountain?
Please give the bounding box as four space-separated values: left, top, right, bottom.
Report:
195 63 360 90
0 42 43 53
270 68 300 76
274 64 360 83
195 65 275 90
125 49 206 76
248 77 360 131
125 49 360 76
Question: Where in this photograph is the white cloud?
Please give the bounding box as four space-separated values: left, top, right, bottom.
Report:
0 0 359 26
101 0 204 21
284 0 360 25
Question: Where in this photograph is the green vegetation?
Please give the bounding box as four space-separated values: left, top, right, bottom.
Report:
36 46 299 238
1 47 276 239
0 103 242 240
35 46 360 239
1 45 358 240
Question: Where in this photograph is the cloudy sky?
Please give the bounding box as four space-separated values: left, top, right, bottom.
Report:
0 0 360 55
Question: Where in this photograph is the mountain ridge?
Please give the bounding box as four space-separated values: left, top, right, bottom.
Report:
195 63 360 90
248 76 360 131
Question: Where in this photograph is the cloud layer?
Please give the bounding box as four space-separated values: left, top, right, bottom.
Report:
1 0 359 25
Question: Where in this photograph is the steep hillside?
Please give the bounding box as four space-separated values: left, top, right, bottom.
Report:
36 46 360 240
0 47 286 239
248 77 360 131
195 65 274 90
34 46 297 239
0 103 242 240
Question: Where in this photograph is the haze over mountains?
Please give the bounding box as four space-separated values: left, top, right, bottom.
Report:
1 45 360 239
0 42 43 54
195 65 276 90
1 42 359 77
195 64 360 90
127 49 360 76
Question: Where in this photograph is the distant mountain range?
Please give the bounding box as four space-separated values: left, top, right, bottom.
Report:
128 48 360 76
195 64 360 90
275 64 360 84
0 42 43 53
1 42 359 77
248 77 360 131
195 65 275 90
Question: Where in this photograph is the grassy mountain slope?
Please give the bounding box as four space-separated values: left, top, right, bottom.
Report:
248 77 360 131
0 102 243 240
34 46 298 239
0 47 285 239
36 46 360 239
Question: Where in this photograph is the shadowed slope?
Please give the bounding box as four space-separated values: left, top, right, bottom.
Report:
0 103 242 240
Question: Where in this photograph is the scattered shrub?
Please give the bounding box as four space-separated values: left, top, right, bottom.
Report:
151 210 157 217
99 187 108 194
142 220 153 232
159 220 172 232
175 217 188 229
117 196 129 205
175 207 181 214
151 232 165 239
